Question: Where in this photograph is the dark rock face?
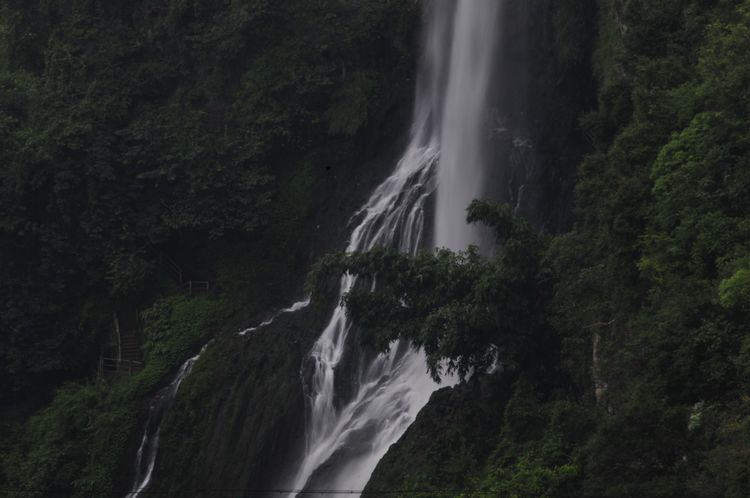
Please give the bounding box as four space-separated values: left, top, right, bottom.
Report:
485 0 597 233
130 21 419 493
363 374 511 495
364 1 597 492
146 307 321 497
139 2 596 494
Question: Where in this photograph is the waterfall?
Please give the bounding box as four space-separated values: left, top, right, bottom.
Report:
289 1 501 494
238 298 311 336
126 343 209 497
435 0 501 250
125 295 311 497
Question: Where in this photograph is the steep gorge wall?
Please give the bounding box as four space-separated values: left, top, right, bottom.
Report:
146 1 598 495
0 2 423 496
148 307 320 496
366 0 750 496
135 8 425 494
140 109 419 497
364 0 597 492
484 0 597 232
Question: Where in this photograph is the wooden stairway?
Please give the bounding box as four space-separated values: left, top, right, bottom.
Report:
99 312 144 377
120 330 142 363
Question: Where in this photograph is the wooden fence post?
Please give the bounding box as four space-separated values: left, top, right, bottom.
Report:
113 313 122 361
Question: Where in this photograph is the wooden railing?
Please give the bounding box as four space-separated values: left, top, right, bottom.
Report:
98 357 144 377
159 253 210 296
159 253 184 285
180 280 210 296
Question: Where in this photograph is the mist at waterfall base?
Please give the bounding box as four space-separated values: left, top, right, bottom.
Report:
286 1 503 494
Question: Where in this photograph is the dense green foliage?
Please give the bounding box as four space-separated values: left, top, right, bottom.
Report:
321 203 590 498
2 295 222 497
564 0 750 495
1 1 418 495
0 0 417 403
337 1 750 496
309 200 552 381
3 0 750 496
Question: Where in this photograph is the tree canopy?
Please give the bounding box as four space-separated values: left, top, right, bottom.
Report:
0 0 418 402
308 200 552 381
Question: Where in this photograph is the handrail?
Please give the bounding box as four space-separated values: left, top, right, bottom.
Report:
179 280 210 287
101 358 143 365
113 312 122 361
158 253 210 296
159 253 183 285
180 280 210 296
99 357 144 376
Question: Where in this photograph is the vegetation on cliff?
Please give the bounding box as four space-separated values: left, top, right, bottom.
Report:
2 296 220 497
2 0 750 497
327 1 750 496
309 200 553 381
1 0 418 495
0 0 417 404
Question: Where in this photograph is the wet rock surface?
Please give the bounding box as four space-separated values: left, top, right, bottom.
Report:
363 374 511 496
147 306 323 497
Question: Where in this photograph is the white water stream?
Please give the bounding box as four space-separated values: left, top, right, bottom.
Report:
126 294 311 497
238 298 311 336
289 1 502 494
126 343 209 497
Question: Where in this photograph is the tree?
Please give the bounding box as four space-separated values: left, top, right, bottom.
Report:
308 200 552 380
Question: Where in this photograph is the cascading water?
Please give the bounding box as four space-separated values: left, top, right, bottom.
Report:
289 1 501 494
125 297 311 497
435 0 501 251
238 298 311 336
126 343 209 497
